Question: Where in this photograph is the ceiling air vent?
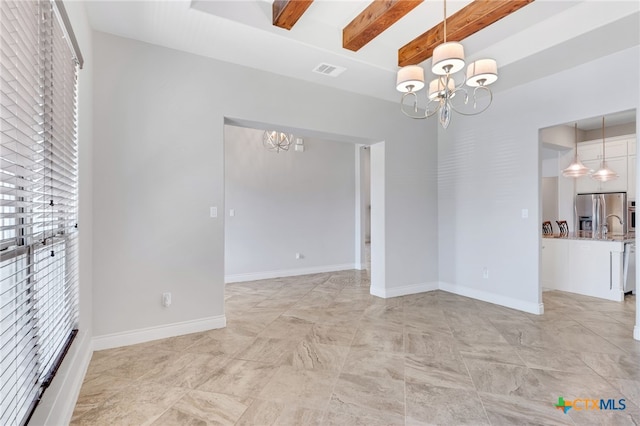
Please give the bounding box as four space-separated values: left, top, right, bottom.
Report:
312 63 346 77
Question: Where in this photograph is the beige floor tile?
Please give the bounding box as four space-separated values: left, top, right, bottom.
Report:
197 359 279 398
258 316 315 340
478 391 573 426
273 405 325 425
465 359 550 401
235 399 283 426
304 323 357 346
235 337 301 364
405 353 475 390
341 348 404 381
405 383 489 425
351 328 404 353
72 375 134 420
151 390 251 426
515 346 594 374
580 351 640 380
183 332 255 357
258 365 339 410
71 381 187 426
458 342 526 366
71 271 639 425
404 330 458 356
139 352 230 389
281 340 349 371
86 347 177 381
327 373 404 423
323 411 403 426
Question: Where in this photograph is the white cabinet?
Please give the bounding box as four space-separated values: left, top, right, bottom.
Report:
600 156 628 193
577 139 627 161
541 237 625 301
541 238 569 290
577 142 602 161
574 136 633 194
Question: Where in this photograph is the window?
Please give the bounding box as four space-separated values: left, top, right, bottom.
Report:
1 1 82 424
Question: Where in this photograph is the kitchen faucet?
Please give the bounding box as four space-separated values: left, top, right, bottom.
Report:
606 214 624 225
601 214 624 236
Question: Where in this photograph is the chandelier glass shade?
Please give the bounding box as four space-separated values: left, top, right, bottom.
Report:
396 0 498 129
591 116 618 182
263 130 294 153
561 123 589 178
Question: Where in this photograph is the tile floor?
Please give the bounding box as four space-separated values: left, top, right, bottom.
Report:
71 270 640 425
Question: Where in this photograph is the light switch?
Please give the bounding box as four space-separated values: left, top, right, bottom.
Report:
210 207 217 218
229 209 235 217
521 209 528 219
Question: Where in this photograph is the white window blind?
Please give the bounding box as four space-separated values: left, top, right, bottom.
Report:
0 1 81 424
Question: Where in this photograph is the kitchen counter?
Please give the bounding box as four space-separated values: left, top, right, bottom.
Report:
543 231 635 243
541 234 634 302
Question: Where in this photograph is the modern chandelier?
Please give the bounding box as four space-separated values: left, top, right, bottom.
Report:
591 116 618 182
396 0 498 129
263 130 294 153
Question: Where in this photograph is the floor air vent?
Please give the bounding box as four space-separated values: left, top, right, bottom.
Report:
312 63 346 77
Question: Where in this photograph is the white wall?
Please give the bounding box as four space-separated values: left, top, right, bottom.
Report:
224 126 356 280
30 1 94 425
438 46 639 314
91 31 438 339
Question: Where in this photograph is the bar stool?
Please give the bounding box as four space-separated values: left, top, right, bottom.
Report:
542 221 553 235
556 220 569 236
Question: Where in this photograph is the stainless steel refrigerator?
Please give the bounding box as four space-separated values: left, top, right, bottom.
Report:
576 192 627 235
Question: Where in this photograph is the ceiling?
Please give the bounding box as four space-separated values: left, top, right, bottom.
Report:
85 0 639 105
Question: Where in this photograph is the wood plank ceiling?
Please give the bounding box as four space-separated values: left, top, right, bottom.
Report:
273 0 535 67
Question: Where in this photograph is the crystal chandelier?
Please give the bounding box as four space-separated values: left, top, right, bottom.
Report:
263 130 293 153
591 116 618 182
562 123 590 178
395 0 498 129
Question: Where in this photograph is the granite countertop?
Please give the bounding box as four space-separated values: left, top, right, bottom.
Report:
543 231 635 243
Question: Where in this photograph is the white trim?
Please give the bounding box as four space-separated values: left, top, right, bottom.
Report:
30 330 93 426
439 281 544 315
225 264 356 283
634 325 640 341
92 315 226 351
370 282 439 298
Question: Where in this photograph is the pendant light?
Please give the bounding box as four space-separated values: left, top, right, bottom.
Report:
591 117 618 182
562 123 589 178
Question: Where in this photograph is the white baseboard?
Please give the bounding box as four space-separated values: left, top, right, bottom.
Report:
439 281 544 315
30 330 93 426
370 281 439 299
634 325 640 341
93 315 226 351
225 264 356 283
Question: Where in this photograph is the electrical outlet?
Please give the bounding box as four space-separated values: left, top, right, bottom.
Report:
295 253 303 259
162 292 171 307
482 268 489 279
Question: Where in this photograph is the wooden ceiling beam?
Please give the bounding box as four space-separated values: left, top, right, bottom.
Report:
273 0 314 30
343 0 424 52
398 0 534 67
